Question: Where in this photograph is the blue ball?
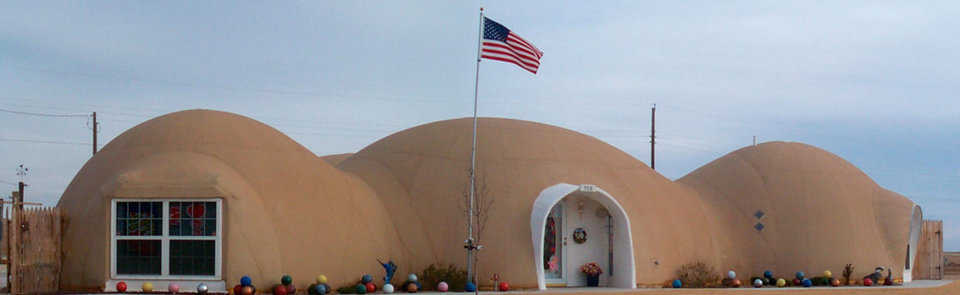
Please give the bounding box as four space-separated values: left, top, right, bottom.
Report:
672 280 682 288
241 276 252 286
362 274 374 284
763 270 773 279
465 282 477 292
802 278 812 287
316 284 327 295
795 272 805 280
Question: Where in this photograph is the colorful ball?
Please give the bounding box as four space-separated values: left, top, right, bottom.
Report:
408 274 418 282
366 282 377 293
776 278 786 287
465 282 477 292
672 279 682 288
234 285 243 295
362 274 374 284
793 278 801 286
763 270 773 279
317 275 328 284
241 286 255 295
197 283 209 294
383 283 394 293
498 282 510 292
802 278 812 287
241 276 253 287
274 285 289 295
356 284 368 294
795 271 805 280
169 283 180 293
287 284 297 294
824 270 832 278
831 278 840 287
863 278 873 286
732 279 741 287
282 275 293 286
437 282 449 292
322 283 331 294
405 283 418 293
143 282 154 292
727 270 736 279
116 281 128 292
884 278 893 286
753 279 762 288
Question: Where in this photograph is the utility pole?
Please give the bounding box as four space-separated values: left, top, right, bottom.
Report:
11 165 27 295
650 104 656 170
92 112 98 156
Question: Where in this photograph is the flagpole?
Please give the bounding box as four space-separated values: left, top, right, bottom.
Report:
466 6 483 287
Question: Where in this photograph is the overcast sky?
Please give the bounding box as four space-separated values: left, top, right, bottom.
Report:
2 1 959 249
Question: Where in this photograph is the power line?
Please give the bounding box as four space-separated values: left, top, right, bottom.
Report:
0 137 91 146
0 179 17 186
0 107 89 118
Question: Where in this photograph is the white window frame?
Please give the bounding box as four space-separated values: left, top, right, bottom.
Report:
110 198 223 280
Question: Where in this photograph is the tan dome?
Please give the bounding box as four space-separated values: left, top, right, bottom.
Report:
57 110 404 290
338 118 726 287
678 141 919 279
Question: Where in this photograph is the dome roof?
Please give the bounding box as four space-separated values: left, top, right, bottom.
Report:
678 141 918 277
58 110 404 289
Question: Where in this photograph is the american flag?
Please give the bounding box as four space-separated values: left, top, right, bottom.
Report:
481 17 543 74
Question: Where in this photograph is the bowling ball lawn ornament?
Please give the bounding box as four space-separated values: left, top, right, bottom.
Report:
283 275 294 286
793 278 801 286
274 285 289 295
776 278 786 287
197 283 209 294
884 278 894 286
366 282 376 293
363 274 374 284
465 282 477 292
802 278 812 287
824 270 832 278
356 284 368 294
831 278 841 287
317 275 328 284
234 284 243 295
287 284 297 294
727 270 736 279
142 282 155 292
406 283 418 293
753 279 763 288
437 281 449 292
863 278 873 286
795 271 805 280
169 283 180 293
763 270 773 279
241 286 255 295
672 279 682 288
762 277 771 285
732 279 741 287
498 281 510 292
408 274 418 282
242 276 253 286
383 283 395 293
309 284 318 295
116 281 128 292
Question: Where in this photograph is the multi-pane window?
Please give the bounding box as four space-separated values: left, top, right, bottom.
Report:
112 199 221 279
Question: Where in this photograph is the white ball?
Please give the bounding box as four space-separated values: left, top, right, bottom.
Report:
408 274 418 282
383 283 395 293
727 270 736 279
753 279 763 287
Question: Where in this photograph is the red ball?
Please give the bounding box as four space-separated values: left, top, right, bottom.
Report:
116 282 128 292
863 278 873 286
366 282 376 293
234 285 243 295
793 278 801 286
274 285 289 295
732 279 741 287
884 278 893 286
498 282 509 291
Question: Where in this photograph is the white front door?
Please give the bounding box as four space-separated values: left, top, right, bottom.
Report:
543 203 565 285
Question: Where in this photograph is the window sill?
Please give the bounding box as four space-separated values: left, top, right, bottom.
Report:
105 279 225 293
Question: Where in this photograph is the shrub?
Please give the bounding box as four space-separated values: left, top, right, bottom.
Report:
419 264 467 291
675 261 720 288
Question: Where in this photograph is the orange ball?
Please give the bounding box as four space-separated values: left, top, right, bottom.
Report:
241 286 255 295
406 283 418 293
732 279 741 287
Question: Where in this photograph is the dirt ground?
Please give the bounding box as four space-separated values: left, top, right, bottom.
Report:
530 281 959 295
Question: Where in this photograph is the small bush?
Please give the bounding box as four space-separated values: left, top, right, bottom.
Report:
419 264 467 291
675 261 720 288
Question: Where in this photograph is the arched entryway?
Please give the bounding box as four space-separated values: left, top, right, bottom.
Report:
530 183 635 290
904 205 922 282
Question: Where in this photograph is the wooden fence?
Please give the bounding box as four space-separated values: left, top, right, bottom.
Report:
914 219 943 280
6 206 63 294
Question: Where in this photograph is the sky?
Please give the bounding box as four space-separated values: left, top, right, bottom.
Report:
1 1 959 249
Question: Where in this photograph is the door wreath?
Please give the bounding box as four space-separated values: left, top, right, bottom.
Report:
573 227 587 244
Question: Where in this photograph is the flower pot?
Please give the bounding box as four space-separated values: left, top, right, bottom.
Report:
586 274 600 287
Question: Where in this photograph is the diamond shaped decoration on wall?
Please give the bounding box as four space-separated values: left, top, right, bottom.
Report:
754 210 765 219
754 223 765 232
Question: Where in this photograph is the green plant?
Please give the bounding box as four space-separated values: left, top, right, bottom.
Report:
810 276 831 286
337 285 358 294
675 261 721 288
842 264 854 285
419 264 467 291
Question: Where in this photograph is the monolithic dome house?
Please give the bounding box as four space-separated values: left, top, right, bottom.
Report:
57 110 922 292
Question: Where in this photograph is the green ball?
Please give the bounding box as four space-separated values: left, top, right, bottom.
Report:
356 284 367 294
282 275 293 286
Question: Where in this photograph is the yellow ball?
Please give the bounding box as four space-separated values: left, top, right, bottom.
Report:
142 282 154 292
776 278 786 287
317 274 328 284
824 270 832 278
